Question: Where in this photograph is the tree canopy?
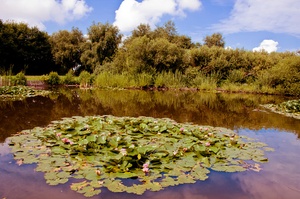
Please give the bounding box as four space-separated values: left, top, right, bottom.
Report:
0 20 53 75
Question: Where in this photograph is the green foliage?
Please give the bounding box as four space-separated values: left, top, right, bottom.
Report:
78 71 93 88
154 71 185 88
190 72 219 90
50 28 85 73
62 70 78 85
256 56 300 95
262 99 300 119
8 115 273 197
0 20 53 75
10 71 27 86
1 20 299 96
80 22 122 71
203 33 225 48
226 69 246 84
0 86 50 100
47 72 61 86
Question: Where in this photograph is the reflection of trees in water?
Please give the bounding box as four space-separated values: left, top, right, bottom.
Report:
0 88 299 142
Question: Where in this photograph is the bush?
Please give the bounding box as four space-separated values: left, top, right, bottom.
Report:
11 72 27 86
62 70 78 85
47 72 60 86
256 57 300 95
78 71 93 88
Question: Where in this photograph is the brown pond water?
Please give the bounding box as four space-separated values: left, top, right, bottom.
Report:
0 88 300 199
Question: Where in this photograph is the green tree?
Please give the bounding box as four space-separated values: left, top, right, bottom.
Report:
80 22 122 72
0 20 53 74
50 28 85 74
203 33 225 48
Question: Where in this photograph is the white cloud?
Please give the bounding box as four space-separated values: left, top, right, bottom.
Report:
211 0 300 37
253 40 279 53
0 0 92 30
114 0 202 33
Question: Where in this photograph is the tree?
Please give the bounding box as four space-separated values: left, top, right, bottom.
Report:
203 33 225 48
0 20 53 74
80 22 122 72
50 28 85 74
131 24 151 38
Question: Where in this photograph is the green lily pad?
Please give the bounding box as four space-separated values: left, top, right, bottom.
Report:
8 115 273 197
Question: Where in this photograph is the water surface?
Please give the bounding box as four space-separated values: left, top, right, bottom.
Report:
0 88 299 199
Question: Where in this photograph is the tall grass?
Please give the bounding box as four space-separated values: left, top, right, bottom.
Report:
154 71 185 88
190 72 219 91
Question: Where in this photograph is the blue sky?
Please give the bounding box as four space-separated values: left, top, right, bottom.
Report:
1 0 300 52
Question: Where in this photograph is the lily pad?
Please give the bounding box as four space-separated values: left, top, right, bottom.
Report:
8 115 273 197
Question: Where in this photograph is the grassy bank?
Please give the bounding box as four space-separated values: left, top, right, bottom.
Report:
1 66 299 96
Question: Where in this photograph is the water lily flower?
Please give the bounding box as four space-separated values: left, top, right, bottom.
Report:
95 169 101 176
120 148 127 156
62 138 72 144
173 150 178 155
142 167 149 173
180 127 184 132
205 142 211 147
56 133 62 137
142 163 149 173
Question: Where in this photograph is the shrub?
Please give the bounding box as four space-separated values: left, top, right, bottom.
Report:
11 72 27 86
47 72 60 86
62 70 78 85
78 71 92 88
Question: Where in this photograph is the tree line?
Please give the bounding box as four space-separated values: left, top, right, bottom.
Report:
0 20 299 95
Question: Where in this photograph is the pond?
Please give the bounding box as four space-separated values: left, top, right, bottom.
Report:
0 88 300 199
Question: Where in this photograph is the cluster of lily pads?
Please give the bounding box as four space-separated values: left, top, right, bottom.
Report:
8 115 273 197
0 86 50 101
261 99 300 119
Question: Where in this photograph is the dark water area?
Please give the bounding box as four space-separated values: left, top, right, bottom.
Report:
1 88 300 199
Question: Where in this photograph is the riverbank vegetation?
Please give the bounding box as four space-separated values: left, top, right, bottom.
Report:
1 20 299 96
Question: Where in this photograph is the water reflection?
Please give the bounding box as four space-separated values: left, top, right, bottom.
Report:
0 88 299 141
0 88 300 199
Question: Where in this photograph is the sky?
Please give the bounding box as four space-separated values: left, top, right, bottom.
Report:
0 0 300 52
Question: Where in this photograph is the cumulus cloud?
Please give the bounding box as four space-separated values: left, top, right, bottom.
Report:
114 0 202 33
211 0 300 37
253 40 279 53
0 0 92 30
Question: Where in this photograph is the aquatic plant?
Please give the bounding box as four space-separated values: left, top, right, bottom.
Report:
8 115 273 197
262 99 300 119
0 86 50 101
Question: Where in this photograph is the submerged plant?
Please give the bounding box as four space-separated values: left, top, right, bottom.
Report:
8 116 273 197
